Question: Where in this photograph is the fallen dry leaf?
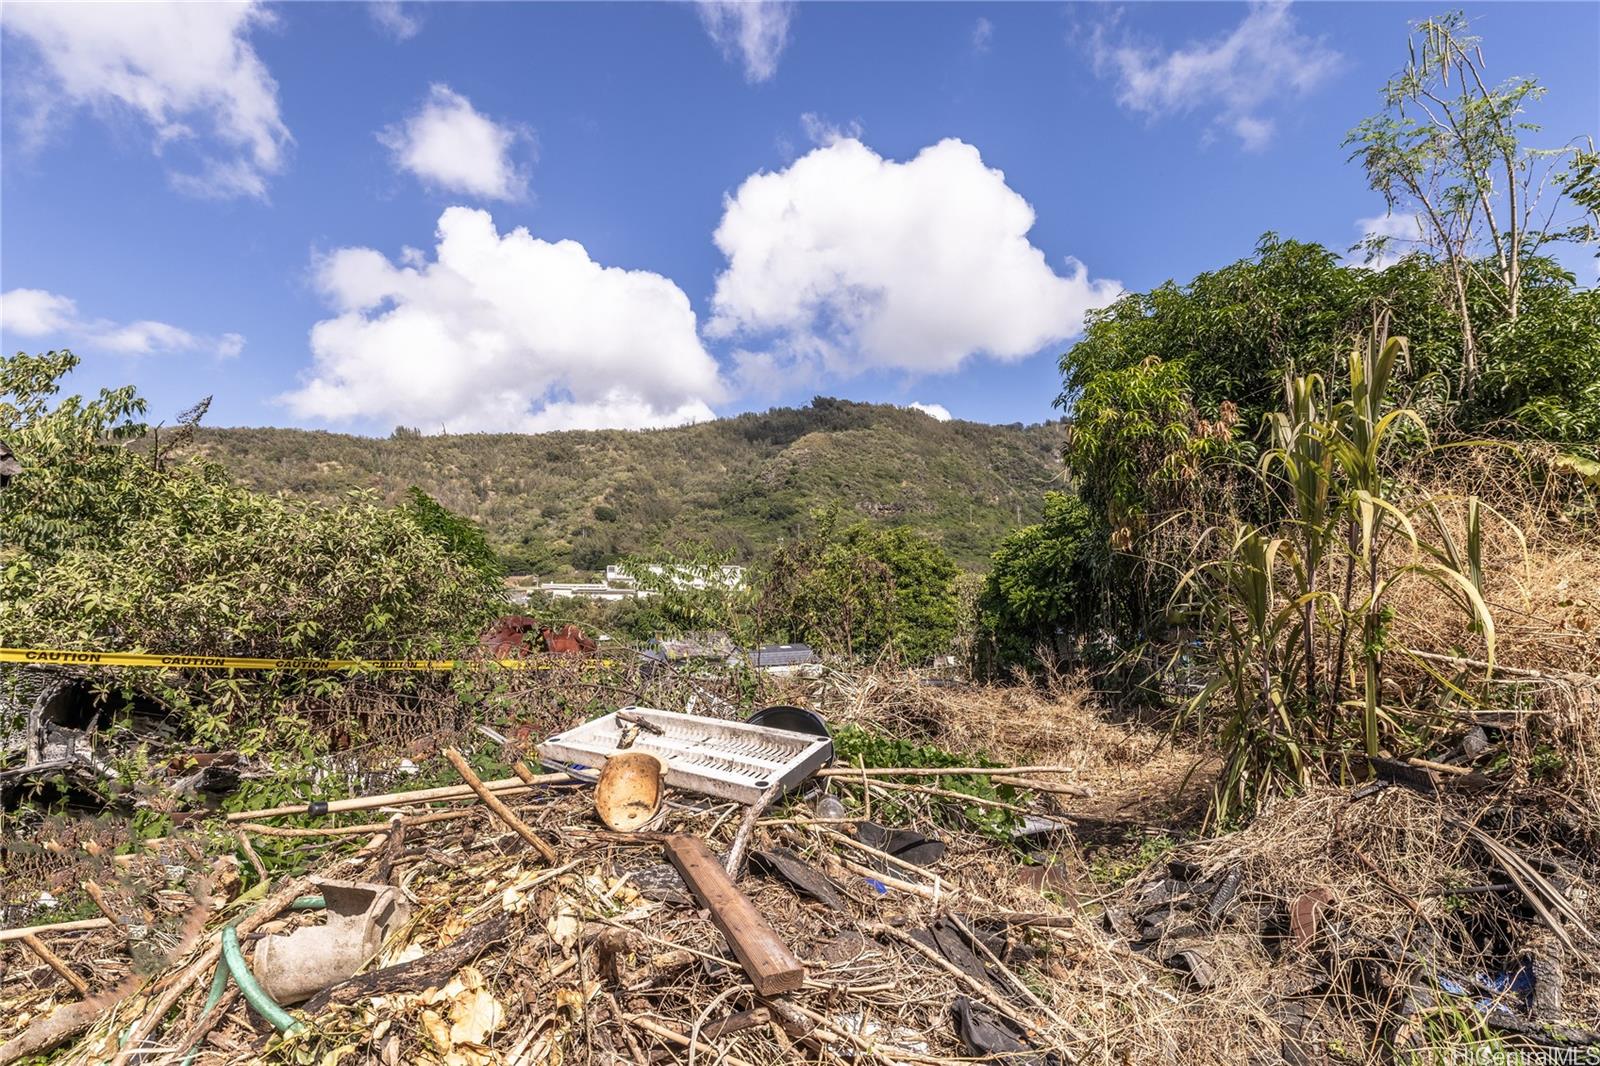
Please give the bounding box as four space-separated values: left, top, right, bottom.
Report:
449 988 506 1047
547 906 580 952
437 914 470 945
421 1007 453 1053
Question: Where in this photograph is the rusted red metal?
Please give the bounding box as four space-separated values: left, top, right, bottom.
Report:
479 615 542 657
478 616 596 657
540 624 596 656
1289 887 1333 946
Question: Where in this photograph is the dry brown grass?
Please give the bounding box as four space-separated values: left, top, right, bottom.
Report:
1376 448 1600 811
1388 446 1599 677
779 667 1217 818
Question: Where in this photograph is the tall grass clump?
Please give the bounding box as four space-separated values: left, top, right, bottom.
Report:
1178 323 1507 821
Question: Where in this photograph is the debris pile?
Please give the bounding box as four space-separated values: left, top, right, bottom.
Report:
1108 786 1600 1061
3 664 1598 1064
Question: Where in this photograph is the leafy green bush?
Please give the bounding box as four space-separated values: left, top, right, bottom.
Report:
402 485 503 580
830 725 1022 840
618 544 758 642
1 351 504 745
757 510 959 662
978 492 1106 668
1473 265 1600 453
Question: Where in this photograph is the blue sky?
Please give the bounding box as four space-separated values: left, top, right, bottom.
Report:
2 1 1596 434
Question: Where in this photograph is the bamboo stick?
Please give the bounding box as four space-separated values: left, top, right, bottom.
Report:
624 1015 759 1066
21 934 90 996
0 918 111 943
838 857 949 899
1405 756 1475 777
234 829 269 883
444 748 559 863
869 923 1053 1044
991 775 1092 797
816 764 1080 779
809 825 959 893
80 882 121 928
1405 648 1596 683
847 778 1034 814
224 771 569 821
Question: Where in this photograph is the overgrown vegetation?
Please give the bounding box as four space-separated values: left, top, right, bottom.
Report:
569 511 963 663
1175 327 1500 819
1 351 504 750
994 11 1600 817
977 491 1105 670
830 724 1024 840
193 397 1066 574
755 510 960 662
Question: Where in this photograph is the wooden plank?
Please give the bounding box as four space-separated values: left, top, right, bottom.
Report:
662 834 804 996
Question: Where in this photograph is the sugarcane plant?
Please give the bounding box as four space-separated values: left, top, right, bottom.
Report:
1177 322 1502 821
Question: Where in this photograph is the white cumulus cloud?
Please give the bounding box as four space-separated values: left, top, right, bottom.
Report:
284 207 726 433
973 17 993 53
908 402 953 421
708 137 1120 378
379 85 528 201
1350 212 1427 269
1091 2 1340 151
697 0 794 83
0 289 78 336
368 0 421 41
800 112 862 147
0 288 244 358
1 1 290 198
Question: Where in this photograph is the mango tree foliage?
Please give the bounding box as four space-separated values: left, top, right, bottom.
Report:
1472 263 1600 453
978 492 1105 668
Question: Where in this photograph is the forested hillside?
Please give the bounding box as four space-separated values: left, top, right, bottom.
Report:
192 398 1066 574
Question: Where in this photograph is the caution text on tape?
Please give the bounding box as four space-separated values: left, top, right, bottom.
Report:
0 647 609 671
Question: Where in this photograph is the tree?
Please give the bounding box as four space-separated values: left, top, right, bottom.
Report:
1055 223 1598 652
978 493 1105 668
757 511 959 662
1 350 150 561
620 545 756 640
1345 12 1588 395
1561 139 1600 252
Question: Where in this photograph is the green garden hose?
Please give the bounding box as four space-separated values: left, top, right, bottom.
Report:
220 925 302 1034
177 895 322 1065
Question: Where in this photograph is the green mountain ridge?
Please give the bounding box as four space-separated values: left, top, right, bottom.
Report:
193 398 1067 575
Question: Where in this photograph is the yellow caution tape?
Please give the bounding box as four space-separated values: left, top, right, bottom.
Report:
0 647 611 672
